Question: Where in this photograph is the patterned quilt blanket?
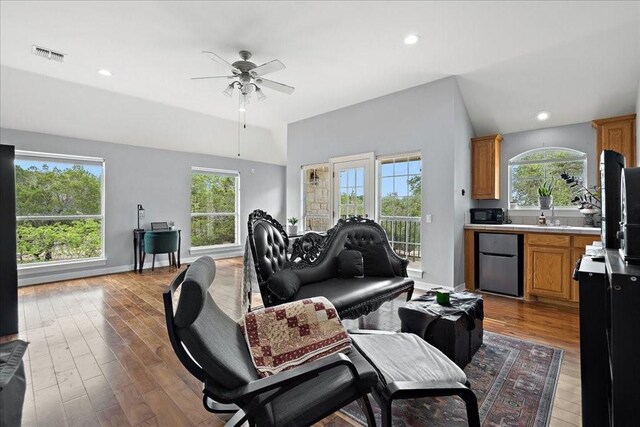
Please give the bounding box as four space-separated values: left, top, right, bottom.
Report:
241 297 351 377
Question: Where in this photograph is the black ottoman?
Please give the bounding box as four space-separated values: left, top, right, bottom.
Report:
399 292 483 368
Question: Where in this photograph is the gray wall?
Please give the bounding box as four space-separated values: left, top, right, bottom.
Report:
475 122 596 211
452 80 475 288
287 77 473 288
1 128 286 285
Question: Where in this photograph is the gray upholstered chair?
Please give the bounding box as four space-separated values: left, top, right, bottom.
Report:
163 256 378 427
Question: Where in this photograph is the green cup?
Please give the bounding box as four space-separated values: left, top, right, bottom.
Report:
436 290 451 305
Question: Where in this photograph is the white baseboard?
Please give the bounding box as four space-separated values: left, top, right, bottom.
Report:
18 250 243 287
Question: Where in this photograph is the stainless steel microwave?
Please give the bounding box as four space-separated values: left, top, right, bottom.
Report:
470 208 505 224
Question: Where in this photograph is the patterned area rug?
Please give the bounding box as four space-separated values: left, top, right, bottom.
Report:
340 331 563 426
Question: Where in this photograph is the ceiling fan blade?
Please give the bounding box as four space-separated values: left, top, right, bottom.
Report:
250 59 285 77
190 75 235 80
257 78 295 95
202 51 239 72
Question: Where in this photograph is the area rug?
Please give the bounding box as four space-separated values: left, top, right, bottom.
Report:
340 331 563 427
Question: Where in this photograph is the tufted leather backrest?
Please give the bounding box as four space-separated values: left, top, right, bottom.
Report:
293 222 403 284
251 219 288 282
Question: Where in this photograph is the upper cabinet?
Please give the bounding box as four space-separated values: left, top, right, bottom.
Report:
471 134 503 200
592 114 636 185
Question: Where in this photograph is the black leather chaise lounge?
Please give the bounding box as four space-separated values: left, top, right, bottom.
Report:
247 210 414 319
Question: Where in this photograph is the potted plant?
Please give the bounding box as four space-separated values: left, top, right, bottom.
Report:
287 217 299 235
560 172 602 226
538 180 554 209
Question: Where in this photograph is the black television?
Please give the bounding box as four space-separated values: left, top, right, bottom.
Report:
600 149 625 248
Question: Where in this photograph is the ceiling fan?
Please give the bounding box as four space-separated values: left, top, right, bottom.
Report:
192 50 294 110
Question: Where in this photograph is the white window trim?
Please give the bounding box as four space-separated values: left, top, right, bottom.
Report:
300 162 331 232
375 151 422 221
508 147 588 210
15 150 106 272
189 167 241 250
375 151 423 274
329 152 375 223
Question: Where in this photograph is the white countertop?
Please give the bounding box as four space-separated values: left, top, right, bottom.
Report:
464 223 601 235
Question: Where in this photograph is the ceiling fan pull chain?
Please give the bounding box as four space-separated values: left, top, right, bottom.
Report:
237 101 241 157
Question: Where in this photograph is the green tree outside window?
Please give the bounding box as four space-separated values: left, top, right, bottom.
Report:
190 171 238 247
509 148 586 208
15 157 104 264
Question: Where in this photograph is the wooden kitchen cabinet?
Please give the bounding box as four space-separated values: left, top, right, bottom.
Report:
471 134 502 200
527 244 572 300
593 114 636 187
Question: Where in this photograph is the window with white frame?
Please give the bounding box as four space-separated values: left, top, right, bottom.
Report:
190 168 239 248
15 151 105 265
301 164 331 232
378 153 422 268
509 148 587 208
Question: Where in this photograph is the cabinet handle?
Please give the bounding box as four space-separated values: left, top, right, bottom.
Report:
614 285 622 291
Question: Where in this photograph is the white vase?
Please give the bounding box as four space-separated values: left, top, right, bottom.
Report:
288 225 298 235
538 196 552 209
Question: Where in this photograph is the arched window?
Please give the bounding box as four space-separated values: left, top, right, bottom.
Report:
509 147 587 208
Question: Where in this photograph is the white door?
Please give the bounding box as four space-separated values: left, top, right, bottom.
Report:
331 156 374 222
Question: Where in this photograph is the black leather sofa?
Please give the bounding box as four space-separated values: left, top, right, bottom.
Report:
247 210 414 319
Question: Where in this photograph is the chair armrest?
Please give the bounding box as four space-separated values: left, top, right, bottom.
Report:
348 329 397 335
213 352 362 401
383 380 471 400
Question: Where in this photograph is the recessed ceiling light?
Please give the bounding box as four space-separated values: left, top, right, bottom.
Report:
404 34 420 45
536 111 550 121
97 69 112 77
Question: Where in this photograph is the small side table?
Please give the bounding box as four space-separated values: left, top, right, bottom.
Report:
133 229 181 273
399 292 484 368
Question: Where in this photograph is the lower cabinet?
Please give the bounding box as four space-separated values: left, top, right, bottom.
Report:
526 233 596 303
527 245 571 299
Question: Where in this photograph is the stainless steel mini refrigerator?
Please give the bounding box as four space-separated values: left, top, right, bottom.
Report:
477 233 523 297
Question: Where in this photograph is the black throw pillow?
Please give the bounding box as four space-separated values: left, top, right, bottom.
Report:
266 269 301 301
348 242 395 277
337 249 364 278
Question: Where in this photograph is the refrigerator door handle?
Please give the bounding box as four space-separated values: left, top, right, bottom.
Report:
479 252 515 258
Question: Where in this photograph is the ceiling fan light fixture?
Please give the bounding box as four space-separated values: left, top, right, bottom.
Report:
223 83 235 97
255 87 266 101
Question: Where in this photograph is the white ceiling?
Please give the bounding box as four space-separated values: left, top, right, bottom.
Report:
1 1 639 160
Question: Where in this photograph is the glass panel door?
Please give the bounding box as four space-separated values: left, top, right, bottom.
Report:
332 159 372 222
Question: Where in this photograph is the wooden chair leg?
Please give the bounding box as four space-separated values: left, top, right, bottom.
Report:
381 399 393 427
152 254 156 271
458 388 480 427
357 395 376 427
406 287 414 301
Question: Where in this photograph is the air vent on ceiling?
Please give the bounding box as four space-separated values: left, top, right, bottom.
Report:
32 45 65 62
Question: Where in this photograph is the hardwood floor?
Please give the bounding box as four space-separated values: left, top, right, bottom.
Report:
1 258 581 426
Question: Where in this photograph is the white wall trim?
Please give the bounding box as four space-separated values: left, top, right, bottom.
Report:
18 250 243 287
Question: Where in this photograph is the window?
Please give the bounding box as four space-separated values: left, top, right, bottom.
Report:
509 148 587 208
302 164 331 232
378 154 422 269
15 151 105 265
190 168 239 249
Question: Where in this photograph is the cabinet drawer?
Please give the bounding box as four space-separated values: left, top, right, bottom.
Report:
573 235 598 249
528 233 571 247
